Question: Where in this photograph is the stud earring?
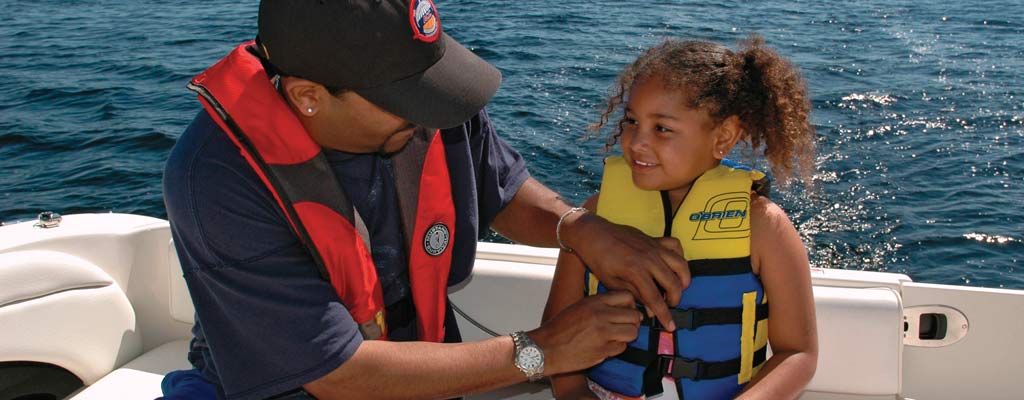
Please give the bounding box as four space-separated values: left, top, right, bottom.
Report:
307 107 314 114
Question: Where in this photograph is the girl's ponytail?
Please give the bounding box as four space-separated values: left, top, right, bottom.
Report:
734 35 815 184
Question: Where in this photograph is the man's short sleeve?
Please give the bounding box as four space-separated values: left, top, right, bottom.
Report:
466 108 530 233
164 112 362 400
441 109 530 285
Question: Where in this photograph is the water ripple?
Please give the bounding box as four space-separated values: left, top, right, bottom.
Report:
1 0 1023 289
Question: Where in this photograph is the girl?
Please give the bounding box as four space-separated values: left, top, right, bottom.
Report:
544 35 818 400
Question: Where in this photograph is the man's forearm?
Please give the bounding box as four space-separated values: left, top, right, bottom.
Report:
307 289 644 399
306 336 525 399
491 177 580 247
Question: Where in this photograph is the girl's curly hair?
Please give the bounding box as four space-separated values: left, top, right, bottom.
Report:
593 35 815 184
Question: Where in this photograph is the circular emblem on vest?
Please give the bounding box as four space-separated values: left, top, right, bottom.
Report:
423 222 450 256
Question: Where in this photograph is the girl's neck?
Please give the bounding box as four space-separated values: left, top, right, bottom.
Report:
665 184 692 215
664 162 721 213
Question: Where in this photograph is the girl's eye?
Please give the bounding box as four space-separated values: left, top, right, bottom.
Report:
656 125 673 133
622 117 638 125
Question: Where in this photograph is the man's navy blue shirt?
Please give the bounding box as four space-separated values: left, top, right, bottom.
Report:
163 108 528 400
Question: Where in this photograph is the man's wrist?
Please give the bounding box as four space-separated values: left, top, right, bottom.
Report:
511 331 545 381
555 207 589 253
558 208 597 254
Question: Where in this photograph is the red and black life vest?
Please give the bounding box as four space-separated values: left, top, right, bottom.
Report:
187 41 456 342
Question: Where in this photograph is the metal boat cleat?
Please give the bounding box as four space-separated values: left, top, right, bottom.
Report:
34 211 62 229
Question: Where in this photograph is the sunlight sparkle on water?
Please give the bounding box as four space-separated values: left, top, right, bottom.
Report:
963 233 1017 245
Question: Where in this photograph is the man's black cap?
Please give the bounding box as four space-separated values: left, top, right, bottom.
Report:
258 0 501 129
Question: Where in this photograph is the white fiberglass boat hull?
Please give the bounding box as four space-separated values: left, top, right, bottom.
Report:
1 214 1021 399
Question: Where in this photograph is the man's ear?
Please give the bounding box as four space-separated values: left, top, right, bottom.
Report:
712 115 743 159
280 76 326 117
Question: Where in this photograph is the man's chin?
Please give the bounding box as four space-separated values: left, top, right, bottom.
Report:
378 130 416 155
378 143 407 155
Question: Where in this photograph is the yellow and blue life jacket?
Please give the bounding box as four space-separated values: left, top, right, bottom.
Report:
586 156 771 399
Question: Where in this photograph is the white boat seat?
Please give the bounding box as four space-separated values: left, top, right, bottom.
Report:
801 286 903 399
68 339 191 400
0 250 113 308
0 250 142 385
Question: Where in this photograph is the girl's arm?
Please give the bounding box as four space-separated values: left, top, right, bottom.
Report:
737 195 818 400
543 195 601 400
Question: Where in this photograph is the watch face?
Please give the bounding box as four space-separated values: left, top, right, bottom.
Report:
517 346 543 370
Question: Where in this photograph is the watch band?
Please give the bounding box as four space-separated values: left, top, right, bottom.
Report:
511 331 544 381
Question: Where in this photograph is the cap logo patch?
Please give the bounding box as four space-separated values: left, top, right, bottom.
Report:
409 0 440 43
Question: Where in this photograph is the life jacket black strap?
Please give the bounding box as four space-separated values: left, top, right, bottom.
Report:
615 344 768 389
641 326 663 397
383 295 417 332
752 175 771 198
615 346 662 396
688 257 754 277
617 345 657 366
663 345 768 381
642 302 769 330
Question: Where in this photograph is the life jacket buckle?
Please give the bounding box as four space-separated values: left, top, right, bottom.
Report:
668 357 705 381
656 354 675 376
672 308 697 330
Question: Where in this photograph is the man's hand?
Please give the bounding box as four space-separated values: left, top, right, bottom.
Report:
306 291 638 399
562 211 690 331
530 291 643 375
488 178 688 329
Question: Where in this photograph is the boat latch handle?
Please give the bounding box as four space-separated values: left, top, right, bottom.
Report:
903 305 968 347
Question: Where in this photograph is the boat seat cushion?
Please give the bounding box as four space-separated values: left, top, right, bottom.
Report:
0 250 142 385
68 339 192 399
168 244 195 324
0 250 113 308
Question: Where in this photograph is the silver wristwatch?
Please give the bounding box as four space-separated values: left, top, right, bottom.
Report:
510 331 545 381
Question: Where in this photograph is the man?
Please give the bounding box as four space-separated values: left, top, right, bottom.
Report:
163 1 689 398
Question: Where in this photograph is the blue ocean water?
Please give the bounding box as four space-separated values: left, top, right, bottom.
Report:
1 1 1021 289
